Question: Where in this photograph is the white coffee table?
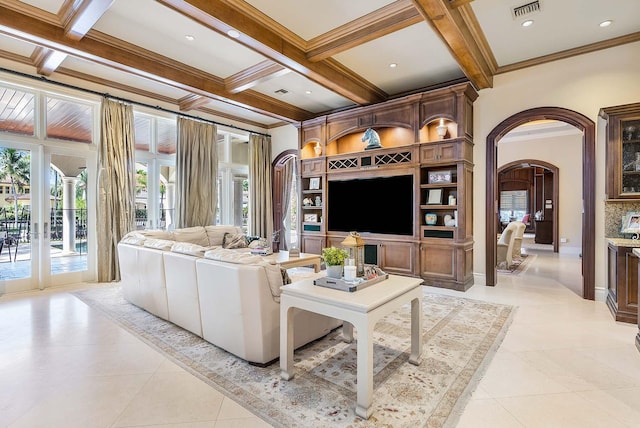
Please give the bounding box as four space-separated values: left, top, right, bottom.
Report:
279 274 423 419
267 250 321 272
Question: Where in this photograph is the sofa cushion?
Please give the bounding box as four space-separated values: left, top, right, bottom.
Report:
205 225 242 246
223 232 248 249
141 229 174 240
204 247 261 264
171 242 211 257
172 226 209 247
144 238 175 251
120 231 146 246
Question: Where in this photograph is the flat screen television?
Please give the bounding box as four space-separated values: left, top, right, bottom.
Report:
327 174 414 235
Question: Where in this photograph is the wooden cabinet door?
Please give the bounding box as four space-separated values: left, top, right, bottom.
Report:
300 235 325 255
379 241 416 275
437 143 458 162
420 243 455 280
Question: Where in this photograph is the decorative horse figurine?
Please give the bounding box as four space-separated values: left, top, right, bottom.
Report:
362 128 382 150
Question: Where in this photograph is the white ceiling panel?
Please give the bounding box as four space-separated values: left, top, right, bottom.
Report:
19 0 62 14
93 0 267 78
251 72 354 113
244 0 395 39
473 0 640 66
201 98 279 126
0 34 38 58
60 56 191 100
334 23 464 95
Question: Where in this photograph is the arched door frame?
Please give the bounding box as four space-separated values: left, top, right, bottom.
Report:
272 149 298 249
486 107 595 300
498 159 560 253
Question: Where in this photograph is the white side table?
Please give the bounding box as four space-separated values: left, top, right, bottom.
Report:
280 274 423 419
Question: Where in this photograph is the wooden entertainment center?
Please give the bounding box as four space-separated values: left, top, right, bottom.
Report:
296 83 477 291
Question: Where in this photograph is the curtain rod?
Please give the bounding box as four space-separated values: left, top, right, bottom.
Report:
0 67 271 138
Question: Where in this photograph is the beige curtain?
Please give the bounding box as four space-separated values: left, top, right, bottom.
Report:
97 98 136 282
249 134 273 240
280 158 295 249
175 117 218 228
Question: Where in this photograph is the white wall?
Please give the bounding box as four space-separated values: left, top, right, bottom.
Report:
270 124 299 161
498 133 583 253
473 41 640 298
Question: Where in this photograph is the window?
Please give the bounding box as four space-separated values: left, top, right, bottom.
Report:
217 132 249 232
134 111 176 230
46 96 93 143
0 86 35 136
499 190 528 223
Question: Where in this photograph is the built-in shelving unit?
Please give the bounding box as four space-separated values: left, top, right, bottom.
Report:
296 82 477 291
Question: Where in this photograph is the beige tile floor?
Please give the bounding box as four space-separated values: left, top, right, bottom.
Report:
1 248 639 427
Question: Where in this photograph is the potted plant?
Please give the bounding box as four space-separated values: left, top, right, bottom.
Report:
322 246 349 279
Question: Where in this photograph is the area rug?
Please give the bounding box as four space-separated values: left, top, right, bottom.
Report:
497 253 536 275
72 286 515 428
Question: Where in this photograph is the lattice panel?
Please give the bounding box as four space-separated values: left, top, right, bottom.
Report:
375 151 412 166
329 158 358 170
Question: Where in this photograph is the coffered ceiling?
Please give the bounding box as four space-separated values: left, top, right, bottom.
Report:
0 0 638 129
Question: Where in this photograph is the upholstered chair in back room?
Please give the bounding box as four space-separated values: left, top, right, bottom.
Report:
511 221 526 258
497 222 517 269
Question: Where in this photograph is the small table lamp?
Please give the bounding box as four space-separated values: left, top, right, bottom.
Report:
341 231 365 277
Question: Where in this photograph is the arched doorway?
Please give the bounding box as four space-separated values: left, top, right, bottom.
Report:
485 107 595 300
498 159 560 253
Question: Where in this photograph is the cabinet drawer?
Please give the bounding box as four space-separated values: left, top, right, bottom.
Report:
301 159 325 175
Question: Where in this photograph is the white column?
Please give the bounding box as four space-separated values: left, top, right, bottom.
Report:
62 177 78 254
165 182 175 230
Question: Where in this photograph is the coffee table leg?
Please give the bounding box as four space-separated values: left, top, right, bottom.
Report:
280 304 295 380
409 296 422 365
355 320 374 419
342 322 353 343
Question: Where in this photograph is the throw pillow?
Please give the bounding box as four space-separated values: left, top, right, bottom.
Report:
223 232 248 249
248 238 268 249
205 225 243 246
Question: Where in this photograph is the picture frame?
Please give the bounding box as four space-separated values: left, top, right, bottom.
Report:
427 170 453 184
304 213 318 222
426 188 443 205
309 177 320 190
625 213 640 231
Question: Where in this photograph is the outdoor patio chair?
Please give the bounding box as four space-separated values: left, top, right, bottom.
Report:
0 230 18 262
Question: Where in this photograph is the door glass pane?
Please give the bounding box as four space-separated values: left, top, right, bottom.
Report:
46 96 92 143
50 155 88 274
0 86 35 136
134 114 151 152
135 162 148 229
0 147 31 280
157 118 176 154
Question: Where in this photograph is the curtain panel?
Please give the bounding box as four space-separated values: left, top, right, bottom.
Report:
97 98 136 282
249 134 273 240
175 117 218 228
280 158 295 249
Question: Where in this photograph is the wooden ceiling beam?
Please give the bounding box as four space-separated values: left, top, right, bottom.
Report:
411 0 495 89
306 0 423 62
60 0 115 41
225 60 290 94
156 0 386 105
178 94 210 111
0 5 312 122
31 46 67 76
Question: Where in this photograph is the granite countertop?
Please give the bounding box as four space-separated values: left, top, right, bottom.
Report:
607 238 640 248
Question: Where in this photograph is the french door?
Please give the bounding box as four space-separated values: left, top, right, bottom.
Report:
0 141 96 293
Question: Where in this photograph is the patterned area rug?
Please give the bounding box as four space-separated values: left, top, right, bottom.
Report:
497 254 537 275
72 286 515 428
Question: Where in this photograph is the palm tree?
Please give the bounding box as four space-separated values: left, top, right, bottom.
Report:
0 148 30 228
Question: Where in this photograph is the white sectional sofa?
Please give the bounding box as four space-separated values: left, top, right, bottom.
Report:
117 225 341 364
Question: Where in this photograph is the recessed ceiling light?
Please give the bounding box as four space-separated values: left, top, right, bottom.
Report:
389 63 398 68
599 20 613 27
522 20 534 27
184 35 195 41
227 29 240 38
305 90 312 95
